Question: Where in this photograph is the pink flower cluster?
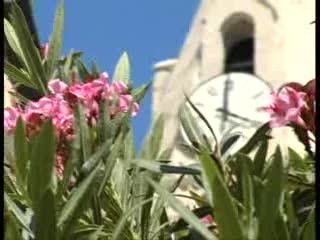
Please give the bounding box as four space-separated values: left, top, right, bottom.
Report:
263 87 306 128
263 79 315 132
4 72 139 178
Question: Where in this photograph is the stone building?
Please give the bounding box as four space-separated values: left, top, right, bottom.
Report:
152 0 315 215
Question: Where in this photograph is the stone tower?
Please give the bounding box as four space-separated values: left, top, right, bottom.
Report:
152 0 315 213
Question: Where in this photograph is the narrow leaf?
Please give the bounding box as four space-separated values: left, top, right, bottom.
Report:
147 178 216 240
258 146 285 240
14 117 29 187
10 3 47 93
4 192 34 238
46 0 64 79
301 206 315 240
185 95 219 150
113 52 131 84
132 82 151 103
34 188 57 240
199 149 244 240
140 114 165 159
28 120 56 207
58 163 101 228
238 123 271 154
221 133 241 156
4 18 24 63
253 140 268 177
4 61 36 89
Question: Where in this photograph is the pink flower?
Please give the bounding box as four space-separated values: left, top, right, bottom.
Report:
83 99 99 125
48 79 68 94
90 79 107 97
119 94 133 112
263 87 306 128
132 103 140 117
24 95 73 137
119 95 140 116
200 214 214 225
99 72 109 82
4 107 21 133
111 81 128 94
69 81 105 101
69 83 91 100
4 69 140 180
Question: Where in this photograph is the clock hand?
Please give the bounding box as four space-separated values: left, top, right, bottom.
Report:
216 108 263 127
220 74 232 132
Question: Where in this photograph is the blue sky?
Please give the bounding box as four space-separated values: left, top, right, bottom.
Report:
34 0 198 150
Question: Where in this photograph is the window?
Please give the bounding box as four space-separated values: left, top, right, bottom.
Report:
221 13 255 74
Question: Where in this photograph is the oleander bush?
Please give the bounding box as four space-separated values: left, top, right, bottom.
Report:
4 2 315 240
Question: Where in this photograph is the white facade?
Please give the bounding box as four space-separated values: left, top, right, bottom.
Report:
152 0 315 215
153 0 315 152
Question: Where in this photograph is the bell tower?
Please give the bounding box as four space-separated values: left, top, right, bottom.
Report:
152 0 315 212
152 0 315 152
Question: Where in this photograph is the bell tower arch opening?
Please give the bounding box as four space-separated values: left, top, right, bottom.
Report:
221 13 255 74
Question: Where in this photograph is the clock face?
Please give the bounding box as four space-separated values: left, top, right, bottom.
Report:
180 73 272 154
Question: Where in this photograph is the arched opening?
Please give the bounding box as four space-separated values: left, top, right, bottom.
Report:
221 13 255 74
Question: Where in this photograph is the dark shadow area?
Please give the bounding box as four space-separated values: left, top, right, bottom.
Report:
225 37 254 73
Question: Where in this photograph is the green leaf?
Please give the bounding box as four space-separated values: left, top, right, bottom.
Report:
239 154 255 239
147 178 216 240
185 95 219 151
179 105 200 145
253 140 268 177
221 133 241 156
4 61 36 89
274 215 290 240
111 197 154 240
301 206 315 240
9 3 47 94
75 104 91 163
258 146 285 240
97 99 112 142
113 51 131 84
78 138 112 178
87 226 104 240
4 18 24 64
238 123 271 154
91 191 102 225
132 82 151 103
123 129 136 161
139 115 166 240
46 0 64 79
198 149 244 240
284 192 298 238
14 117 29 187
61 50 76 84
97 134 123 196
34 188 57 240
28 120 56 207
57 163 101 229
91 61 101 78
76 59 91 82
4 211 22 240
4 192 34 238
140 114 165 159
